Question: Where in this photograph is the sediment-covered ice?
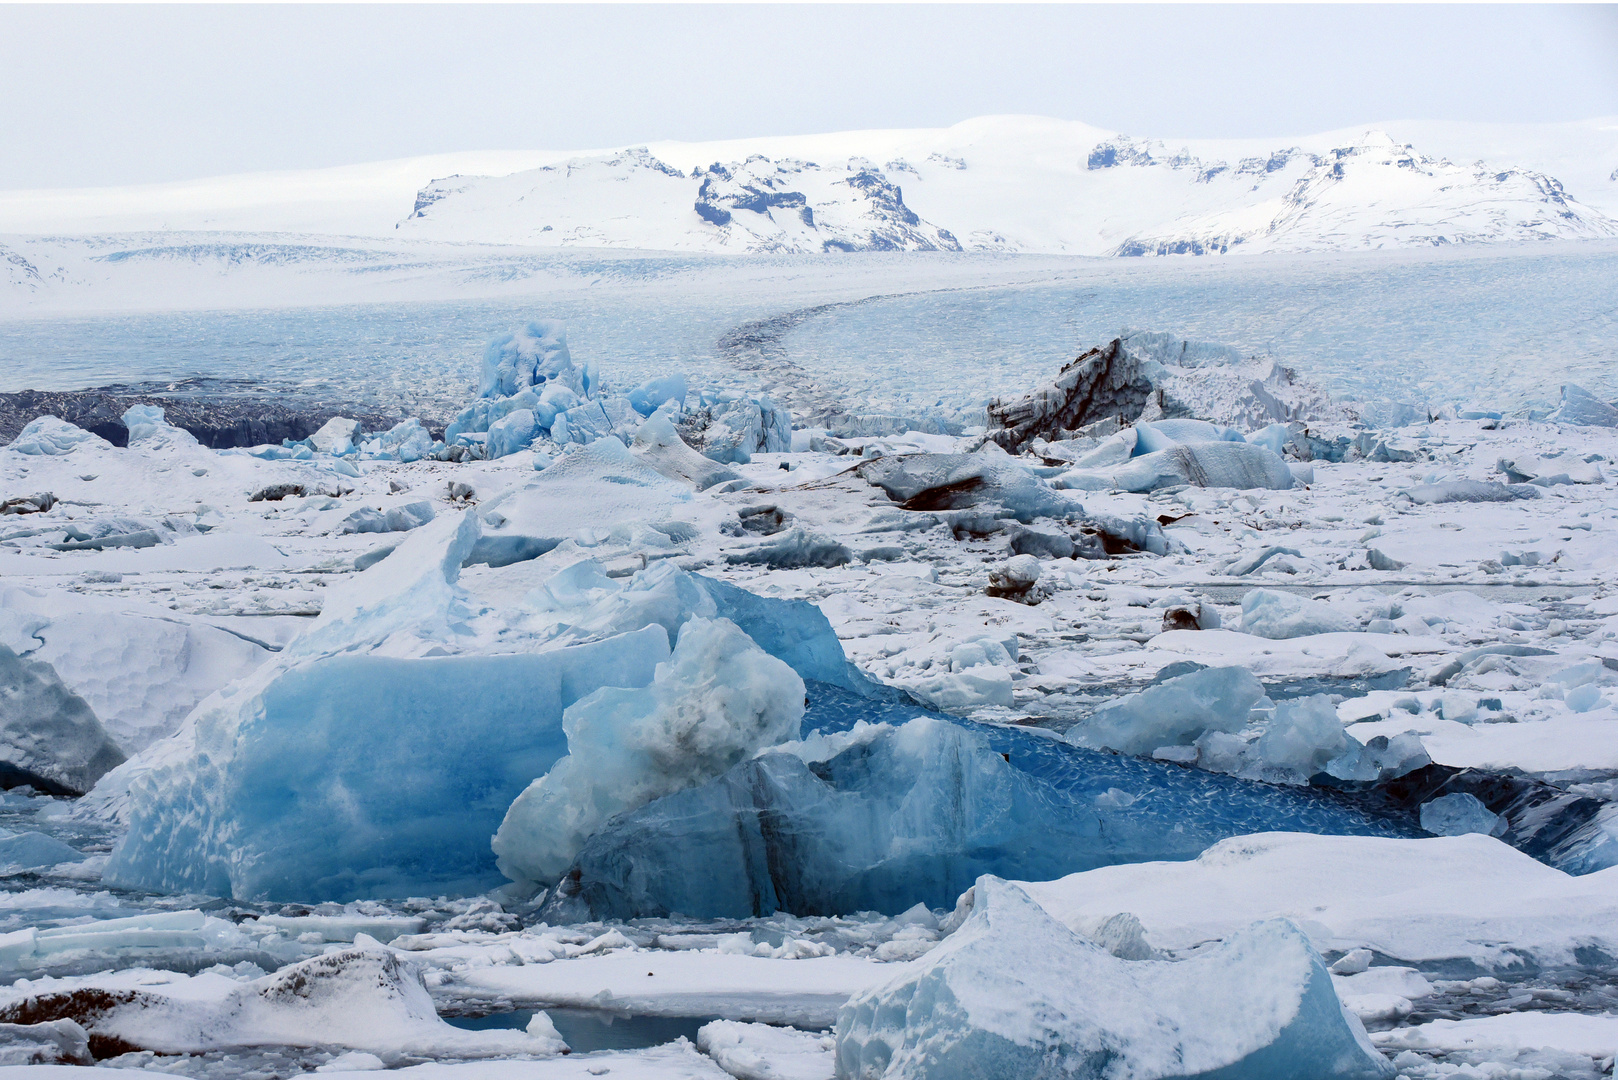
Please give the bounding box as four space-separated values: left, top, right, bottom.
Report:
833 875 1392 1080
0 946 566 1059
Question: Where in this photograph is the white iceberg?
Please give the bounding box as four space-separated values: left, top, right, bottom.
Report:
833 875 1392 1080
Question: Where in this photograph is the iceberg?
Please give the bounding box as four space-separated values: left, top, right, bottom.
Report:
492 617 804 885
483 407 537 458
102 515 868 902
1068 668 1427 786
724 527 854 569
1068 666 1265 757
339 501 435 534
0 830 86 870
102 514 671 900
1241 589 1359 638
834 876 1393 1080
1550 383 1618 428
0 645 125 796
1057 441 1294 493
481 320 583 400
539 684 1415 921
5 416 111 456
309 416 362 455
1420 793 1506 837
373 418 434 463
680 394 792 465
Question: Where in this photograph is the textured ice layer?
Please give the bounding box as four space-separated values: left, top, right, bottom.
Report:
539 683 1416 921
834 876 1393 1080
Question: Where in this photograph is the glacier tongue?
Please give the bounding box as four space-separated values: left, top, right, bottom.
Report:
833 875 1393 1080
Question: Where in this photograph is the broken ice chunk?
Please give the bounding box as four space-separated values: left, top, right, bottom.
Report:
1419 793 1505 837
1240 589 1358 638
833 876 1394 1080
1069 666 1264 757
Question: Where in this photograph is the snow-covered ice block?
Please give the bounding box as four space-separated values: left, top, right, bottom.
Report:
0 586 272 755
857 453 1075 522
1057 441 1294 493
0 645 125 796
1067 665 1264 756
484 407 537 458
492 617 804 886
309 416 363 455
0 910 253 972
467 437 699 567
632 412 745 491
1017 832 1618 969
833 876 1392 1080
5 417 111 456
1241 589 1358 638
0 946 566 1059
1419 792 1505 837
1551 383 1618 428
724 527 853 569
698 1020 835 1080
1403 480 1539 504
540 687 1412 921
339 500 435 534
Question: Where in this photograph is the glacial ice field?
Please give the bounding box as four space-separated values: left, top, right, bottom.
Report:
1 242 1616 425
1 251 1618 1079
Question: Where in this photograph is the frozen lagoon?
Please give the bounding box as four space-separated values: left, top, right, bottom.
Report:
0 245 1617 1079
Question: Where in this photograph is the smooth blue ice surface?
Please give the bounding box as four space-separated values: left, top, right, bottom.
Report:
539 683 1418 921
104 632 669 901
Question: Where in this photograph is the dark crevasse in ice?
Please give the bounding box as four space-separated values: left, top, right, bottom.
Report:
538 682 1421 922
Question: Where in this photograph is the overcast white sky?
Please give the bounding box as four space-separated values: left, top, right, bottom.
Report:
2 4 1615 189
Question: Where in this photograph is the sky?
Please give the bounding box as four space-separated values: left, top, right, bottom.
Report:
2 4 1615 190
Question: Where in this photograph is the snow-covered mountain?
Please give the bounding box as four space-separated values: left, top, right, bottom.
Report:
2 116 1617 256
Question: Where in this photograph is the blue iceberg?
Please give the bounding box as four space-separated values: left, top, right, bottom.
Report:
538 683 1417 921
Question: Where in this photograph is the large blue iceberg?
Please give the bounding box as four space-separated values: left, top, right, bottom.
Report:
538 683 1417 921
101 512 873 902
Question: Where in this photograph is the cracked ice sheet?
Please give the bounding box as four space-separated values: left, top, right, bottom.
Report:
441 949 896 1028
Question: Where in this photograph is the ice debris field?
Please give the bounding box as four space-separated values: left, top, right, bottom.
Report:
2 262 1618 1080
